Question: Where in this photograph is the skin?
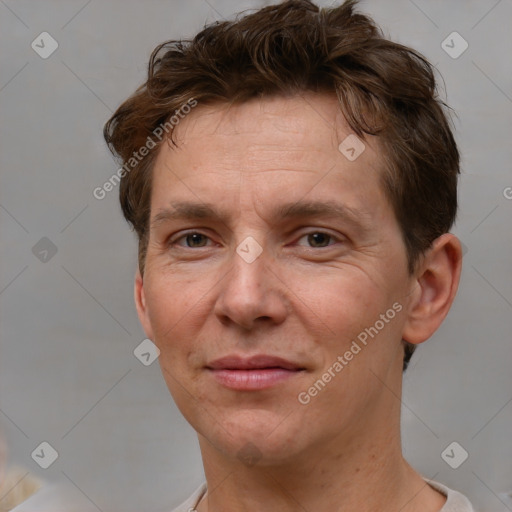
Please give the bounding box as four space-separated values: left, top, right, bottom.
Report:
135 92 462 512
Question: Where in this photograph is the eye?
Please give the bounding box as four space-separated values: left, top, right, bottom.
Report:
171 232 213 248
296 231 338 248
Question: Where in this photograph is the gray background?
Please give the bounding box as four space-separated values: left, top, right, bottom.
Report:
0 0 511 511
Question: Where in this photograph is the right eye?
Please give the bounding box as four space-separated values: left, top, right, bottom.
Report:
169 232 214 249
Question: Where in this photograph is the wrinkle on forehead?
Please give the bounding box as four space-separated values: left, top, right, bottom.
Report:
171 92 353 152
152 93 384 219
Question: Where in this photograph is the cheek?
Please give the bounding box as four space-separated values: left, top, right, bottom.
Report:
293 267 384 333
143 272 218 381
143 278 204 403
294 268 405 370
144 276 197 346
146 263 213 312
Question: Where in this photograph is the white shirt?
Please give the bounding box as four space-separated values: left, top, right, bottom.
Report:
169 479 475 512
10 477 474 511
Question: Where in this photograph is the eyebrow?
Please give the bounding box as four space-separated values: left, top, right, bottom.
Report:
151 202 223 229
151 200 372 233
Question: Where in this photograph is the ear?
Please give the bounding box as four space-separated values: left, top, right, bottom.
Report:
134 269 154 341
402 233 462 345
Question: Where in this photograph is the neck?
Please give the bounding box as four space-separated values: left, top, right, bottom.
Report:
195 398 445 512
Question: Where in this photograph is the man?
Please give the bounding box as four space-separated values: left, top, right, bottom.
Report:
103 1 473 510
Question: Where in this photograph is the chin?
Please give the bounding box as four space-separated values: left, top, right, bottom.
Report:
197 409 309 466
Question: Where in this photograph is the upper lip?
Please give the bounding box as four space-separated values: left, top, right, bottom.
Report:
206 355 304 371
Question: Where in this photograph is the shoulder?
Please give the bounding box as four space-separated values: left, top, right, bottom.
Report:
8 481 92 511
169 482 207 512
425 479 476 512
10 481 208 512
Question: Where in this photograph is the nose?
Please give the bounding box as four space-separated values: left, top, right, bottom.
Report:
213 242 288 331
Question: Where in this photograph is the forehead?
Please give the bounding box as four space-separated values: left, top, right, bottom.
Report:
150 93 388 221
170 92 369 157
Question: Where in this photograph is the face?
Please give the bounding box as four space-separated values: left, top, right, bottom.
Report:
136 93 417 464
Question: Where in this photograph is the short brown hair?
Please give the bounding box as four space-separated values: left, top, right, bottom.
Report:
104 0 460 370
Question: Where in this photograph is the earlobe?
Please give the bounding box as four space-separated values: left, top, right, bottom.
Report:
134 269 154 340
401 234 462 345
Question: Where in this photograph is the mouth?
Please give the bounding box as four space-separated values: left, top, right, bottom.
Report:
205 354 306 390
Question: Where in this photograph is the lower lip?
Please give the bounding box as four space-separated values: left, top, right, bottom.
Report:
208 368 302 390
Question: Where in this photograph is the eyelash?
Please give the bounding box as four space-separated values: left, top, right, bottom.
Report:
168 230 343 249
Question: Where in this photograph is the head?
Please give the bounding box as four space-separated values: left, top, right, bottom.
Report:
104 0 461 464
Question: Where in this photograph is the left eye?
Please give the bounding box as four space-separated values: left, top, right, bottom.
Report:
296 232 337 248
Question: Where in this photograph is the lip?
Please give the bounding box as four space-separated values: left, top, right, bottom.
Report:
206 354 303 371
206 355 306 391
